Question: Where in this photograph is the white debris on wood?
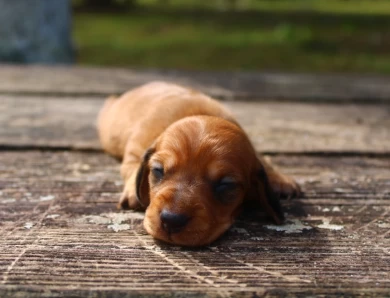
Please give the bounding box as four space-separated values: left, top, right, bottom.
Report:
108 223 131 232
317 219 344 230
46 214 60 219
250 237 264 241
83 215 111 225
377 222 390 229
109 212 144 224
40 195 55 201
75 212 144 232
265 219 313 234
24 222 34 229
230 227 249 235
69 163 91 175
2 198 16 203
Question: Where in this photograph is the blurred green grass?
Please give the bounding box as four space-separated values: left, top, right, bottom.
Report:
73 0 390 73
138 0 390 14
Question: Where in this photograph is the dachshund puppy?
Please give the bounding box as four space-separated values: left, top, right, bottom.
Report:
97 82 300 246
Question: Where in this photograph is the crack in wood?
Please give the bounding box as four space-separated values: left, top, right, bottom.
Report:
353 210 390 232
1 200 54 285
2 145 390 159
132 230 234 296
180 251 245 286
209 247 312 284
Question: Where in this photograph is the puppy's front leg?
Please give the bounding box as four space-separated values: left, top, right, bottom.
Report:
118 160 144 210
119 139 149 211
118 128 155 210
260 156 302 199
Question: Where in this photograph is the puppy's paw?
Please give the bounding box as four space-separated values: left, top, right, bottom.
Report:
117 180 142 210
271 175 302 199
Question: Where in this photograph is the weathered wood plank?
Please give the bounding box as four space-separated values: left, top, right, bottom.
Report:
1 95 389 153
1 65 390 102
0 151 389 297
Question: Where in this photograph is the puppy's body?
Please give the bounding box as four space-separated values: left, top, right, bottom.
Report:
98 82 300 246
98 82 235 159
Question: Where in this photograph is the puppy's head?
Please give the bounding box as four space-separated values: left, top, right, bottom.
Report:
136 116 283 246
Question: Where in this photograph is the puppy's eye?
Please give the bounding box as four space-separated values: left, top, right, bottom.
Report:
151 167 164 180
214 177 237 194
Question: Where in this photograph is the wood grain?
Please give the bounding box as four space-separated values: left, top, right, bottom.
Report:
0 151 389 297
1 95 389 153
1 65 390 102
1 65 389 297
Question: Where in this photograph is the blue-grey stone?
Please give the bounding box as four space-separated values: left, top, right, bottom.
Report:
0 0 74 64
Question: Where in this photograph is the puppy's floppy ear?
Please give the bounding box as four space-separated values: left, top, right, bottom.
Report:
256 165 285 224
135 147 155 208
249 160 285 224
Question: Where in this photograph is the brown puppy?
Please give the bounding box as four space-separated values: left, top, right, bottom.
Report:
97 82 300 246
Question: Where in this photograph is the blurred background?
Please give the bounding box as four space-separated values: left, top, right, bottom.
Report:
1 0 390 74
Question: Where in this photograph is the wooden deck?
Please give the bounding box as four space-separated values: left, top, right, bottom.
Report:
0 65 389 297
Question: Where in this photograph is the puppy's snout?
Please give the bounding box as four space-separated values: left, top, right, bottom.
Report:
160 209 189 233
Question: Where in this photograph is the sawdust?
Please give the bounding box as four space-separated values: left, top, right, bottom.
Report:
108 223 131 232
265 219 313 234
317 219 344 231
377 222 390 229
39 195 55 201
24 222 34 229
75 212 144 232
46 214 60 219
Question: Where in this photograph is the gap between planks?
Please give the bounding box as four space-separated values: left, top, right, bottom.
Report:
1 145 390 158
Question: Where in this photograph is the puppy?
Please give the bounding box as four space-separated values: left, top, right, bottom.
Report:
97 82 300 246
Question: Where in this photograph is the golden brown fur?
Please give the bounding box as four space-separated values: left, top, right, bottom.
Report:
97 81 300 246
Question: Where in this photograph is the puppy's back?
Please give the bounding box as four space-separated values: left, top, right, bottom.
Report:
97 81 235 159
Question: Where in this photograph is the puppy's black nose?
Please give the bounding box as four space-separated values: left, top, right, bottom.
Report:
160 209 189 233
